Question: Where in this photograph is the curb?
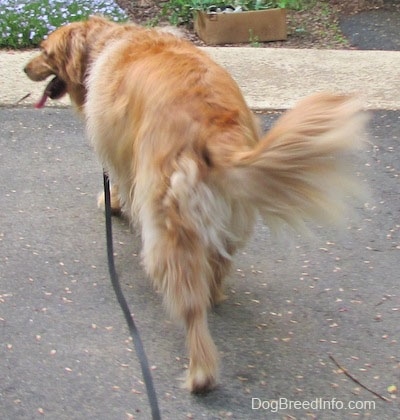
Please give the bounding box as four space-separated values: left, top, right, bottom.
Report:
1 48 399 110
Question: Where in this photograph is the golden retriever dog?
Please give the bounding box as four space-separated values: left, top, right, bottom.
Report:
24 16 367 393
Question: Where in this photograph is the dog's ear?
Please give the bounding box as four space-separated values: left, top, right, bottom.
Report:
42 22 88 86
63 26 87 85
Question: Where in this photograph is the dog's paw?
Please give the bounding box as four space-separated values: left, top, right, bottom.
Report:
211 290 227 306
185 367 217 394
97 191 122 215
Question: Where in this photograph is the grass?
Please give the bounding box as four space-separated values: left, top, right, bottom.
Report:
0 0 128 49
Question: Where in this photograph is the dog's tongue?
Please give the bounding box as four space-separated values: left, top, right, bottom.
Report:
34 76 67 109
35 92 49 109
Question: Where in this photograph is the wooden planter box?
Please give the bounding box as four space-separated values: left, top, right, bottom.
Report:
194 8 287 45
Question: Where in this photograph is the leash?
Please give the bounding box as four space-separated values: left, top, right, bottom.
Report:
103 172 161 420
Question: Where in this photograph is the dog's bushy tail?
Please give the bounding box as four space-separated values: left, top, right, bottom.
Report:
221 93 369 235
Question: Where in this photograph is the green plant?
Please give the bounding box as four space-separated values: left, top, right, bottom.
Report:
248 29 261 47
242 0 303 10
273 0 302 10
145 16 161 27
162 0 219 25
162 0 310 26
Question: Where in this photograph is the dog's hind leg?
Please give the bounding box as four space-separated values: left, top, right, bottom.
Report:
141 212 219 393
209 252 232 306
184 303 219 393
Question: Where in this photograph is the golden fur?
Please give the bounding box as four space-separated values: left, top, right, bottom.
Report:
24 16 367 393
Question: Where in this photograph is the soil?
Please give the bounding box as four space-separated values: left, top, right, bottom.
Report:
115 0 399 49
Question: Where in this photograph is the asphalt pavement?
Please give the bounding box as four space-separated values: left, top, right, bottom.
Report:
1 8 399 420
340 6 400 51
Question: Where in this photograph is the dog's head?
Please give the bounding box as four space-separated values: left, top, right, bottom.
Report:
24 16 112 109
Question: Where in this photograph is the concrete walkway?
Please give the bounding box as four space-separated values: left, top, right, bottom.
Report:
1 47 399 110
